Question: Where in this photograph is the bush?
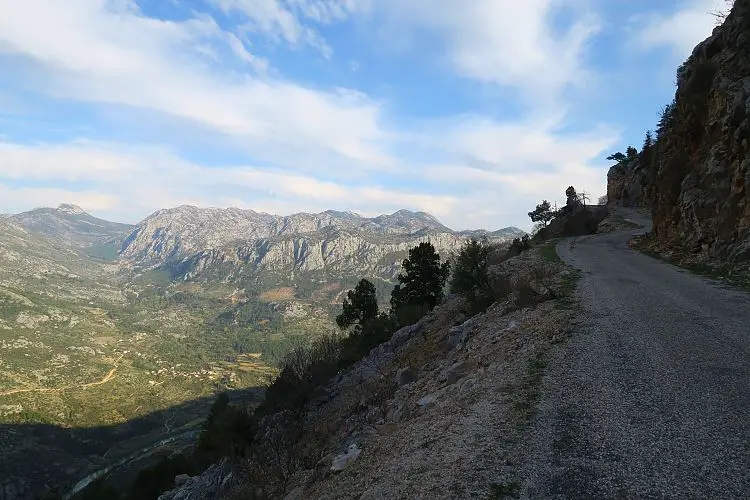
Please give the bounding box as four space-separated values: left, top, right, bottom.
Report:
197 394 255 463
336 279 379 331
508 235 532 257
338 313 396 369
260 333 343 415
126 454 202 500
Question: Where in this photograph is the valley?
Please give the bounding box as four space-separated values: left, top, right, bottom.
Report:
0 203 522 498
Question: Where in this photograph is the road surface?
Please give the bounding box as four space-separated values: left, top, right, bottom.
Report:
522 209 750 498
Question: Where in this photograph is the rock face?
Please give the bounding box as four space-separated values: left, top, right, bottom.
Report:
607 157 653 208
119 206 525 280
651 0 750 261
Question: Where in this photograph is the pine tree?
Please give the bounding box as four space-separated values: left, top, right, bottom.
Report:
390 242 450 314
528 200 554 228
336 278 379 331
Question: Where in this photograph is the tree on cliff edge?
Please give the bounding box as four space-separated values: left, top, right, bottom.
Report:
528 200 554 228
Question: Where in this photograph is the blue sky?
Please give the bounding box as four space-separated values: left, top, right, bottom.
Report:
0 0 728 230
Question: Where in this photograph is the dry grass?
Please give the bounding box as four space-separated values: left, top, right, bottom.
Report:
259 287 296 302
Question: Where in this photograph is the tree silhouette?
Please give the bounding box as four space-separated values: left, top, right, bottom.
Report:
528 200 554 227
336 278 379 331
390 242 450 313
565 186 580 210
607 152 626 163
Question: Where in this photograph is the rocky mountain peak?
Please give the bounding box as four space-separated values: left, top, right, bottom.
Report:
10 205 132 248
56 203 87 215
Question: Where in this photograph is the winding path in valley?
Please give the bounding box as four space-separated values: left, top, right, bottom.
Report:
522 209 750 498
0 353 125 397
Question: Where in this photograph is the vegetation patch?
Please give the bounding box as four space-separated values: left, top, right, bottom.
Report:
258 287 296 302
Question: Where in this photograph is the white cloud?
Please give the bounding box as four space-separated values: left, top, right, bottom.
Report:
428 116 617 171
412 113 616 225
0 140 457 224
372 0 600 99
211 0 370 56
0 0 389 170
637 0 725 57
288 0 371 23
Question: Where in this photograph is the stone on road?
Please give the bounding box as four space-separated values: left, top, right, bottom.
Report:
521 209 750 499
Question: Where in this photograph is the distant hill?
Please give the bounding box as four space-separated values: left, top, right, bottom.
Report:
10 204 133 248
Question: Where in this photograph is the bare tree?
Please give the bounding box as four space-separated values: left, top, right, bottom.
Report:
580 191 591 207
710 0 734 24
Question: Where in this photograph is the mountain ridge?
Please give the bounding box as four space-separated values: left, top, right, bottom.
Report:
9 204 133 248
115 204 525 281
5 203 525 282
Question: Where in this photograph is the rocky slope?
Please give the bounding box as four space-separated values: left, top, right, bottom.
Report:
119 206 525 280
650 0 750 261
157 248 574 500
10 204 132 248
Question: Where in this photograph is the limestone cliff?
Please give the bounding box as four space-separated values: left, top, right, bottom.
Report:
651 0 750 261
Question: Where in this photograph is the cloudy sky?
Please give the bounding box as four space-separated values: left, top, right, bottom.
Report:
0 0 727 230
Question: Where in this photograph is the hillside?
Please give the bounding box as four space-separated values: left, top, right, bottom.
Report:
151 242 577 500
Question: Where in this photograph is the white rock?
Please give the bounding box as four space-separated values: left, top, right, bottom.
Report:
331 443 362 472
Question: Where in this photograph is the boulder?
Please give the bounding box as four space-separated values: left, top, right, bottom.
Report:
440 360 478 385
174 474 191 488
331 444 362 472
394 367 417 386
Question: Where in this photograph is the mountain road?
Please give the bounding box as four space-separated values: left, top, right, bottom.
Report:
522 208 750 498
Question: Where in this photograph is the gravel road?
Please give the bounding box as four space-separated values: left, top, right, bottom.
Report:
520 209 750 499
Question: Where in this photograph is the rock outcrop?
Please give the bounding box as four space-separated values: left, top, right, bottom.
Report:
651 0 750 262
607 157 653 208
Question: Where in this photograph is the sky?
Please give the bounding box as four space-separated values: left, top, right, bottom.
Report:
0 0 729 230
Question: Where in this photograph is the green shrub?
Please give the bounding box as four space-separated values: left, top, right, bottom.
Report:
338 313 396 369
126 454 201 500
508 235 531 256
197 393 255 463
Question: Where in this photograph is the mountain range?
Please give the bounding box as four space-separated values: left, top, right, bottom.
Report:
10 204 524 281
